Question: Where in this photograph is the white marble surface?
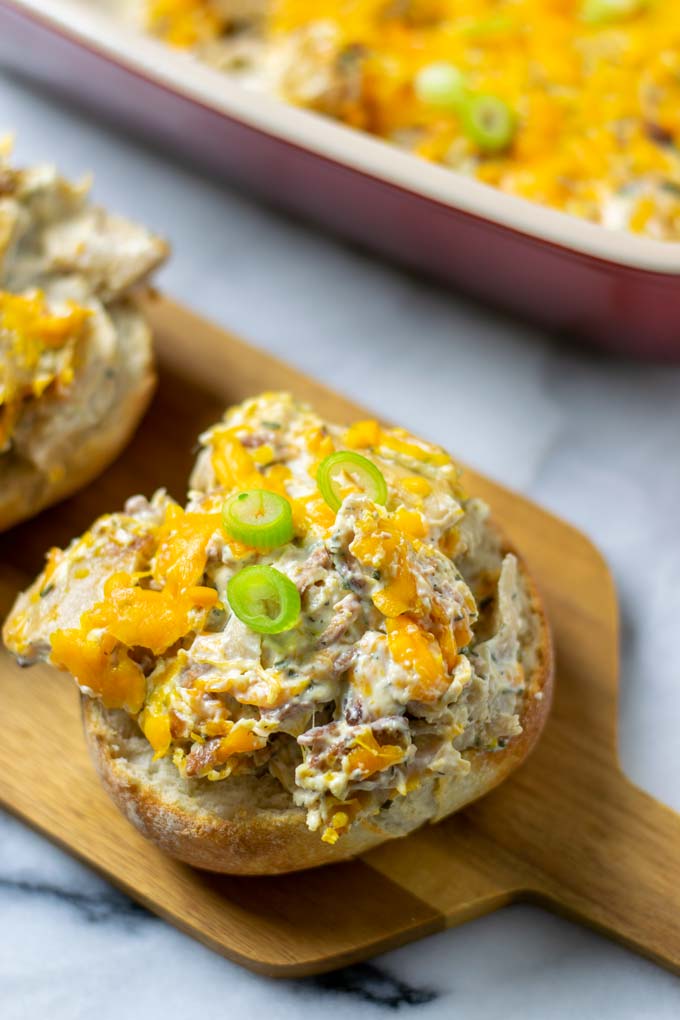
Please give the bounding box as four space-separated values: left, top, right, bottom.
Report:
1 71 680 1019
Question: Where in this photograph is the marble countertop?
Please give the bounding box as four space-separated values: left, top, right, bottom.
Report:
1 71 680 1020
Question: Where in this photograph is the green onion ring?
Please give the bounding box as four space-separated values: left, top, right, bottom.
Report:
222 490 294 550
317 451 388 512
227 565 301 634
415 62 467 111
460 93 516 154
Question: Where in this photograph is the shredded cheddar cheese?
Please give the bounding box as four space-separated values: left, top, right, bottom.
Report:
147 0 226 45
153 504 222 591
5 393 530 844
344 419 382 449
141 708 173 758
387 615 450 702
351 507 421 618
0 290 90 449
50 628 146 713
344 728 405 775
144 0 680 238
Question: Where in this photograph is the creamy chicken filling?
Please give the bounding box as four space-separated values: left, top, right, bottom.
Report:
5 394 533 843
0 147 163 476
6 393 538 840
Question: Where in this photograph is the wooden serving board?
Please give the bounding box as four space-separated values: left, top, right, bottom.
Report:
1 294 679 978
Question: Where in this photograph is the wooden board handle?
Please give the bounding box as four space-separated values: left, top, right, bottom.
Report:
538 777 680 973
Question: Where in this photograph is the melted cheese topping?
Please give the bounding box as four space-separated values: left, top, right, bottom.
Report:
0 290 90 449
50 628 146 713
344 729 405 777
49 503 221 712
44 393 471 726
147 0 227 45
142 0 680 239
6 393 530 842
154 505 223 590
386 616 449 703
351 506 421 618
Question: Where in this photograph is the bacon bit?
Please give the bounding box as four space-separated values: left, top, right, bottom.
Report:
169 709 190 739
179 663 210 689
240 431 273 449
185 737 223 777
318 593 361 647
293 544 331 593
184 723 266 776
332 646 357 673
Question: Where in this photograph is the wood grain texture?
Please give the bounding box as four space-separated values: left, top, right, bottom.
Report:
0 293 678 976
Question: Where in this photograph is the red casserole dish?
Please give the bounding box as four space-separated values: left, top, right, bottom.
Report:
2 0 680 358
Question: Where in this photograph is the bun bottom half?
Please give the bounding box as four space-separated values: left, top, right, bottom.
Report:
83 547 552 875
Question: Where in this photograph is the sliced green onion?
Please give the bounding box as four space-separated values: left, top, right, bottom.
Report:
580 0 644 23
317 451 388 512
222 490 293 550
227 565 301 634
461 94 516 153
415 62 467 112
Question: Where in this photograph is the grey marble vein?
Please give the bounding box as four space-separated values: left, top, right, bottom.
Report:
303 963 438 1010
0 875 151 925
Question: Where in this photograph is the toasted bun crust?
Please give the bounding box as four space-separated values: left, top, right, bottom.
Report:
82 543 553 875
0 302 155 533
